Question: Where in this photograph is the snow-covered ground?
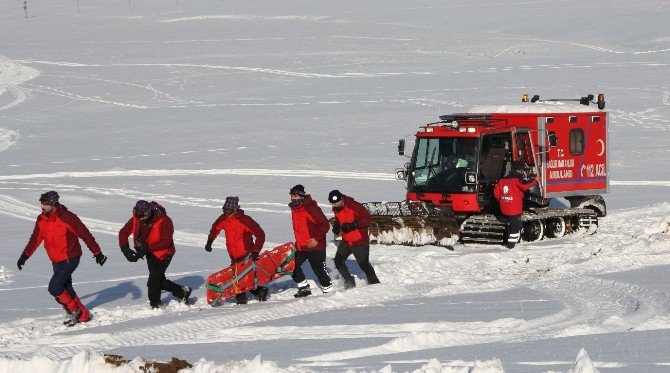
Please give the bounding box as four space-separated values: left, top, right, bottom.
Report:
1 0 669 371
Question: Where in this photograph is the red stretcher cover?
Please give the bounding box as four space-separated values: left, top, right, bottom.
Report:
206 242 296 306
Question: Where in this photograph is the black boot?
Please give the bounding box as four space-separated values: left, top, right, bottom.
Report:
255 286 269 301
343 276 356 289
235 293 248 305
294 285 311 298
367 274 380 285
181 286 192 305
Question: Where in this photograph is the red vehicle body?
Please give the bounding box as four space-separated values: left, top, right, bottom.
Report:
404 106 608 213
368 94 608 245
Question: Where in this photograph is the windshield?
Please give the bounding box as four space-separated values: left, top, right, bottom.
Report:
408 137 479 193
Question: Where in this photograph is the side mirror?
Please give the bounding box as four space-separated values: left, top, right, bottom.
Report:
395 169 406 180
398 139 405 156
465 171 477 185
548 132 558 147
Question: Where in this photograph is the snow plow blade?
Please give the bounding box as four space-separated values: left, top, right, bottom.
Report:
364 201 462 246
364 202 599 247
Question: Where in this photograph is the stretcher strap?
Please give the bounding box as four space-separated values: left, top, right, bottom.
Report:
207 263 256 307
276 247 296 276
207 246 296 306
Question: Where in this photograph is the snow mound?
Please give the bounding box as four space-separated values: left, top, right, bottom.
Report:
410 358 504 373
0 129 19 152
0 352 506 373
0 55 39 86
0 352 295 373
568 348 599 373
0 266 11 285
633 214 670 239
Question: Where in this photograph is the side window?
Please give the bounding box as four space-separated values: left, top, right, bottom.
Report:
569 129 584 155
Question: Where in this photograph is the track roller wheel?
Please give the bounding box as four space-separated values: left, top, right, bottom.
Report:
545 217 566 238
522 220 544 242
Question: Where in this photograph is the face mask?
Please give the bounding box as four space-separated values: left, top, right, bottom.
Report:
289 198 305 208
332 203 344 212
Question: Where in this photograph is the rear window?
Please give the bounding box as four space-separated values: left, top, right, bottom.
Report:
569 129 584 155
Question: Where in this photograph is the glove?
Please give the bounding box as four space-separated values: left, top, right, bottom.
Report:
341 221 359 233
17 253 29 271
250 251 260 261
331 220 341 235
95 253 107 266
205 238 213 252
121 245 139 263
134 239 147 258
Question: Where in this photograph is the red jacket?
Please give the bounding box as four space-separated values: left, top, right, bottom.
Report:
208 209 265 261
23 204 102 263
119 202 175 260
333 195 371 246
493 171 538 216
290 195 330 251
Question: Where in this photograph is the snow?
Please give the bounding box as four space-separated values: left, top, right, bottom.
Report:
1 0 670 371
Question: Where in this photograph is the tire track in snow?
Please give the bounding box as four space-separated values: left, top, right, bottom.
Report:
0 168 668 186
0 181 290 215
0 168 396 182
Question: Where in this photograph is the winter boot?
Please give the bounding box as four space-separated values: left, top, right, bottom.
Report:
367 274 380 285
294 285 312 298
255 286 269 302
235 293 248 305
73 296 91 323
64 308 82 327
181 286 192 305
150 301 163 309
55 290 79 326
343 276 356 289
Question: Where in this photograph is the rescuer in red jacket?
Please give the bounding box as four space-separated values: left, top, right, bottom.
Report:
17 191 107 327
118 200 191 308
493 161 538 249
205 196 269 304
289 184 332 297
328 190 380 289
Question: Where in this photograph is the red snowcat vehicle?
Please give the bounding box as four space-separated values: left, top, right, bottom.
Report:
365 94 608 246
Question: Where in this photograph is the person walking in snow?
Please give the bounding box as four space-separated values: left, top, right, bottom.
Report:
17 191 107 327
205 196 269 304
493 161 538 249
328 190 380 289
288 184 332 297
118 200 191 308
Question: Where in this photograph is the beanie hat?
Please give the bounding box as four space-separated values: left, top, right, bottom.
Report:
39 191 60 206
289 184 306 197
328 190 343 204
223 196 240 211
133 200 154 218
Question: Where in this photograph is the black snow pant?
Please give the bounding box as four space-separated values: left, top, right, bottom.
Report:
49 256 80 297
333 241 378 283
291 249 332 289
146 254 184 307
500 214 522 247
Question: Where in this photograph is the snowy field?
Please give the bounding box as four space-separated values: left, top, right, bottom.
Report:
1 0 669 372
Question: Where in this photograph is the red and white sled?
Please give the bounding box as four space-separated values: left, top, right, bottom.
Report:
205 242 296 306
